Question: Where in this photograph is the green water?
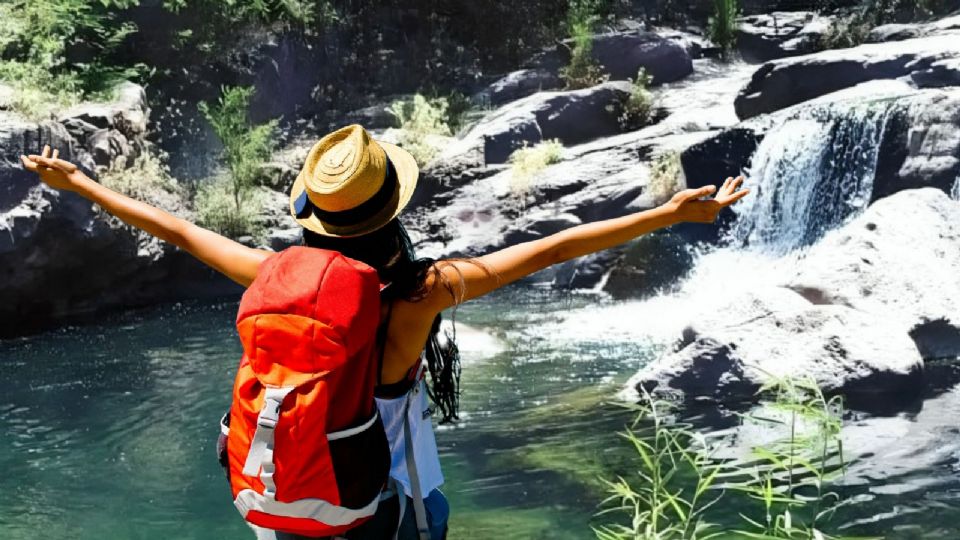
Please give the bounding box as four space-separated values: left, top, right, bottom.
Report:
2 286 960 539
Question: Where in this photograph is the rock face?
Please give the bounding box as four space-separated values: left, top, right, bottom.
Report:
736 11 830 63
471 69 563 108
734 32 960 119
629 188 960 405
0 85 239 336
866 14 960 43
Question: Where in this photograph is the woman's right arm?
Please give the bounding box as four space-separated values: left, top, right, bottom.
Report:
21 146 270 287
421 177 749 312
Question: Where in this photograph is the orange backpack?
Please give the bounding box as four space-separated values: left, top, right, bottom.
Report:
222 246 390 537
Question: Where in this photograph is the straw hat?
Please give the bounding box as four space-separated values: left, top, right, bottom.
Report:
289 124 419 237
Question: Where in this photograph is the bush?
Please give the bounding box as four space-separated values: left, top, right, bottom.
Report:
620 68 655 131
194 175 266 240
820 0 956 50
508 139 565 198
389 94 453 165
99 151 187 214
560 0 609 90
646 151 684 205
707 0 739 60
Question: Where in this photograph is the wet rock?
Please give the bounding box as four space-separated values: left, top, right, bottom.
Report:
736 11 830 63
866 14 960 43
734 32 960 119
786 188 960 359
629 288 924 404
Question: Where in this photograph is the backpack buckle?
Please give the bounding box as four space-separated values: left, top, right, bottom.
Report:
257 394 284 429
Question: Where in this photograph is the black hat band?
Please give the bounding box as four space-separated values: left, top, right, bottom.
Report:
294 157 400 227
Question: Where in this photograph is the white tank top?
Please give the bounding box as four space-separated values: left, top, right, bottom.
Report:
375 374 445 499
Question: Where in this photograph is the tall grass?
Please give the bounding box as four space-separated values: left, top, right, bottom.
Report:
596 378 879 540
389 94 453 165
508 139 564 198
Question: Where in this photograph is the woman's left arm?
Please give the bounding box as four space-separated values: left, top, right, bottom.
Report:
21 146 271 287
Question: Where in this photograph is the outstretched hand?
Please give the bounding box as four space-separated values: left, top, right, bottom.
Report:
665 176 750 224
20 145 89 192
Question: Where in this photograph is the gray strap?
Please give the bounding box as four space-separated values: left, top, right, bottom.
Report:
403 382 431 540
242 386 295 489
392 478 406 540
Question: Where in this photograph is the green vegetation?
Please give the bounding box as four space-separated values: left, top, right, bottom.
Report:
821 0 957 49
560 0 609 90
0 0 144 119
646 152 684 206
197 85 277 238
100 152 187 214
596 379 875 540
620 68 655 131
389 94 454 165
707 0 740 59
508 139 565 197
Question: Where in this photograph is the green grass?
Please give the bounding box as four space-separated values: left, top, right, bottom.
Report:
508 139 565 198
646 152 684 206
389 94 454 165
707 0 739 60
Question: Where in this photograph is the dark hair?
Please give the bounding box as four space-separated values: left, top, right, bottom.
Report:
302 219 462 423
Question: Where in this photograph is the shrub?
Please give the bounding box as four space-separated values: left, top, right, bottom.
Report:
508 139 564 198
389 94 453 165
820 0 958 50
646 151 684 205
620 68 655 131
707 0 739 60
560 0 609 90
194 175 266 240
99 151 187 214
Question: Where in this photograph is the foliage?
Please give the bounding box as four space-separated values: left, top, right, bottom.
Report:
508 139 565 198
620 68 655 131
194 175 266 240
198 85 277 236
596 379 879 540
820 0 958 49
389 94 453 165
646 151 684 206
707 0 739 59
560 0 609 90
100 151 186 213
0 0 145 118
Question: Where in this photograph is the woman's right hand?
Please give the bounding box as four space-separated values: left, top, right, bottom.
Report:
20 145 90 192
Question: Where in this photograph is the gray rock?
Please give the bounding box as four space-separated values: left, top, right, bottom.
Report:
628 288 924 404
867 14 960 43
88 128 132 167
471 69 563 108
57 81 149 141
734 32 960 119
786 188 960 359
452 81 633 165
736 11 830 63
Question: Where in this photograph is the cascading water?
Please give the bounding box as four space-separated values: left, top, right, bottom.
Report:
952 173 960 201
729 100 901 254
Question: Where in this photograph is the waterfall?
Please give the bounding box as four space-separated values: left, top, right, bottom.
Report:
729 100 900 255
952 174 960 201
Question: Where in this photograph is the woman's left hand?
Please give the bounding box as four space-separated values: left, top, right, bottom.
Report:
665 176 750 224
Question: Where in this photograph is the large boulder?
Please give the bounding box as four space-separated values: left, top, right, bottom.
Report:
470 69 563 108
627 287 924 405
736 11 831 63
529 31 693 85
448 81 633 165
734 32 960 119
866 14 960 43
786 188 960 359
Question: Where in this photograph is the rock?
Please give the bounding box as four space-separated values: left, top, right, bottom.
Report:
786 188 960 359
256 160 299 192
911 58 960 88
872 90 960 201
656 29 711 60
736 11 830 63
88 128 132 167
453 81 633 165
590 31 694 83
57 81 149 141
471 69 563 108
266 227 303 251
528 31 693 85
341 100 403 130
629 288 924 404
601 232 696 300
866 14 960 43
734 32 960 119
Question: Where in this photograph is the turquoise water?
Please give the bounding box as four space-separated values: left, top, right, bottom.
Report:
2 287 960 539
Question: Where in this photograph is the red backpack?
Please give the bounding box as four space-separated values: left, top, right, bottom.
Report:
222 246 391 537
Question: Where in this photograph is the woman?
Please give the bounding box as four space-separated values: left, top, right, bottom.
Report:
20 124 748 539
